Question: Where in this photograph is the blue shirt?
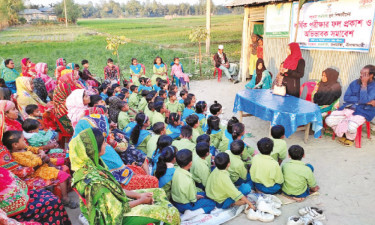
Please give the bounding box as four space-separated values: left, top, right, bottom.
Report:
100 93 108 101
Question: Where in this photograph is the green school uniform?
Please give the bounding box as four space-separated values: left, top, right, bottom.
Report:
192 127 203 144
133 134 151 154
250 154 284 187
206 168 243 204
171 167 197 204
191 155 211 190
128 92 139 109
144 107 154 126
242 145 255 166
172 138 195 151
226 150 247 183
271 138 287 162
152 111 165 126
282 160 317 196
151 65 167 85
165 100 179 113
177 102 185 113
146 134 160 158
209 130 224 149
138 97 148 112
218 131 230 152
118 111 130 130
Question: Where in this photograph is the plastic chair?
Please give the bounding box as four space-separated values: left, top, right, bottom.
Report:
300 81 317 102
140 63 146 75
332 121 371 148
212 56 222 82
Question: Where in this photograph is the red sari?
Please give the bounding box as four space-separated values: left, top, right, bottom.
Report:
21 58 36 78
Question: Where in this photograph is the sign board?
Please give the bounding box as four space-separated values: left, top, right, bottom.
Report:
290 0 375 52
265 3 292 37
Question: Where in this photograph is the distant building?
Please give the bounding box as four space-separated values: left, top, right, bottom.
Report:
19 8 57 23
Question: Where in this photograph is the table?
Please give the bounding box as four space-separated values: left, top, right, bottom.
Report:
233 89 323 143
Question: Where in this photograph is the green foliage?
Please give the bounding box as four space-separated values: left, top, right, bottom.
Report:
0 0 24 25
189 27 208 43
54 0 81 23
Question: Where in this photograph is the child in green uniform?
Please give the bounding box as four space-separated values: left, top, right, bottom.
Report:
146 122 166 158
206 152 255 210
155 146 177 200
178 90 188 113
182 97 195 121
171 150 216 218
152 101 168 126
165 91 180 114
172 125 195 151
128 85 139 109
130 113 152 154
282 145 319 201
166 113 182 139
218 117 239 152
138 90 150 112
159 90 167 101
191 142 211 191
226 140 253 187
118 102 131 130
144 102 154 127
250 138 284 194
186 114 203 143
206 116 223 149
195 101 208 132
231 123 254 166
270 125 287 164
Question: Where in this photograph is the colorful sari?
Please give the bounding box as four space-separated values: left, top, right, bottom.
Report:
20 58 36 78
0 100 22 132
15 77 46 114
54 58 66 80
35 63 57 93
70 128 180 225
0 61 19 94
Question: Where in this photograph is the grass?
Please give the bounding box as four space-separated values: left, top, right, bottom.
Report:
0 15 243 79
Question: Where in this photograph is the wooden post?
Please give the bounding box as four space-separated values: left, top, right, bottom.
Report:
206 0 211 55
240 7 251 82
63 0 68 27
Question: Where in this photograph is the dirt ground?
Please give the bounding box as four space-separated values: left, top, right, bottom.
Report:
66 79 375 225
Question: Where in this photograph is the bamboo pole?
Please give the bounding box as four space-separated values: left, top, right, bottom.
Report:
64 0 68 27
206 0 211 55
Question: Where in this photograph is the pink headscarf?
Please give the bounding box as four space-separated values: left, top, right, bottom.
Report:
35 63 47 76
21 58 29 67
66 89 88 128
56 58 65 67
35 62 57 93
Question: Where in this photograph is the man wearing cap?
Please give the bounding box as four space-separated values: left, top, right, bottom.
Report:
213 45 239 83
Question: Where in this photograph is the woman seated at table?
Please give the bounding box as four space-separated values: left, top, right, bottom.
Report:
245 58 272 89
70 127 180 225
312 68 342 115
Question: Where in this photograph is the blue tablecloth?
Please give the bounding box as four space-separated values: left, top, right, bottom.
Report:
233 89 323 138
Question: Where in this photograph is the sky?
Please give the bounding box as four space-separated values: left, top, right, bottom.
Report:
27 0 231 6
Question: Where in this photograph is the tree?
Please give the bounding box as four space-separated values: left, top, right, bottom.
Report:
125 0 142 16
189 27 208 77
0 0 24 25
81 1 98 18
55 0 81 23
105 35 129 81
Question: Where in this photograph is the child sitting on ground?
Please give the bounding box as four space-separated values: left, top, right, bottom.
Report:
171 57 189 91
206 152 255 210
250 138 284 194
128 85 139 109
197 134 216 161
218 117 239 152
231 123 254 165
144 101 155 127
171 149 215 219
226 140 252 187
112 83 121 96
191 142 211 191
178 90 188 112
186 114 203 143
152 101 169 126
172 125 195 151
195 101 208 132
165 91 180 114
207 116 223 149
166 113 183 139
155 146 177 200
88 95 105 107
22 118 59 148
182 97 195 121
99 83 109 101
159 90 167 100
282 145 319 202
118 102 132 130
270 125 287 164
138 90 150 112
3 130 77 208
147 122 166 158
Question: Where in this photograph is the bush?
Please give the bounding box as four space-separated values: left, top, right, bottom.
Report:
18 17 27 24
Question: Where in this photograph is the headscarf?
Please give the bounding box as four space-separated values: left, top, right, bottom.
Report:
66 89 88 129
0 100 22 133
15 77 46 112
20 58 36 78
313 68 342 106
255 58 266 85
56 58 65 67
55 58 66 80
251 34 259 55
66 63 75 70
283 42 303 70
35 62 57 93
0 60 19 82
108 96 123 123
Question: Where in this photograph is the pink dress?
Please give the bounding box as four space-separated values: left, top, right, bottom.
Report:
171 64 189 82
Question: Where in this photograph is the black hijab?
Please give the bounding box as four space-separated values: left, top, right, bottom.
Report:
313 68 342 106
255 58 266 85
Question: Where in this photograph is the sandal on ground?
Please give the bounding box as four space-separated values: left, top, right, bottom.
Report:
63 199 79 209
337 137 353 147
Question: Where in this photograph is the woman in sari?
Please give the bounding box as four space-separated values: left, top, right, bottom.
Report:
245 58 272 89
20 58 36 78
54 58 66 80
129 58 144 86
0 167 71 225
15 77 46 115
248 34 259 77
70 127 180 225
35 63 57 93
53 72 82 135
0 100 22 131
0 59 19 94
66 89 90 129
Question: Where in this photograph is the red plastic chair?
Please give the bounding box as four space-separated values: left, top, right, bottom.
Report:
140 63 146 75
212 56 222 82
332 121 371 148
300 81 317 102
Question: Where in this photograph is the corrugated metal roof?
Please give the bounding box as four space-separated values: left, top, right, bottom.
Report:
226 0 285 7
19 9 42 15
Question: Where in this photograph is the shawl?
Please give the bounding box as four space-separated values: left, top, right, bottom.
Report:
313 68 342 106
56 58 65 67
108 96 122 123
15 77 46 112
70 128 130 225
104 65 119 81
255 58 266 85
135 130 151 147
55 58 66 80
0 167 29 217
66 89 88 129
283 42 303 70
35 63 57 93
130 64 142 74
21 58 36 78
0 61 19 82
154 63 165 69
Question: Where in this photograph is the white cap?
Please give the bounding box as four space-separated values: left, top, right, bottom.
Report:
218 45 224 50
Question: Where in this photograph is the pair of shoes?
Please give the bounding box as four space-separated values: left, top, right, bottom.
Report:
247 208 275 222
299 207 325 220
257 197 282 216
259 195 282 208
286 216 323 225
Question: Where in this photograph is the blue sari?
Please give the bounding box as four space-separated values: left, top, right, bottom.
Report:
166 124 182 139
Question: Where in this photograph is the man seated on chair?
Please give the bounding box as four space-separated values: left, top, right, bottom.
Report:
213 45 239 84
325 65 375 146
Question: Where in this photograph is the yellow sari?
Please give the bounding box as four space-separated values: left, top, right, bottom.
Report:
16 77 46 113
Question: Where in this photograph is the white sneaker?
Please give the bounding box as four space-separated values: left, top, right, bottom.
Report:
257 199 282 216
180 208 205 221
298 207 322 216
247 208 275 222
286 216 304 225
302 210 326 221
260 195 282 208
78 213 89 225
